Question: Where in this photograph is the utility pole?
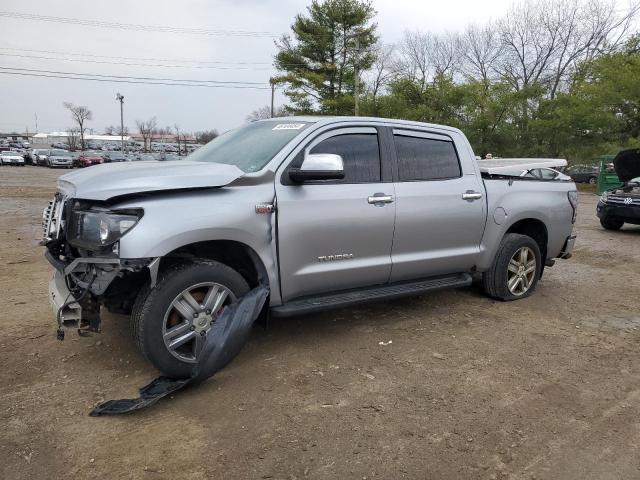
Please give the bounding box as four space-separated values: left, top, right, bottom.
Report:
354 35 360 116
116 93 125 153
34 113 38 132
269 78 276 118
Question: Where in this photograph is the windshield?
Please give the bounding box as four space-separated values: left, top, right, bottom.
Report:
51 150 71 156
187 120 311 172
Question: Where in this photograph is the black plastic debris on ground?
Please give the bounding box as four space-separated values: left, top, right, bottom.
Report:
90 285 269 416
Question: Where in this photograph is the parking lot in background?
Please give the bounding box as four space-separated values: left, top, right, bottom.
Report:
1 166 639 479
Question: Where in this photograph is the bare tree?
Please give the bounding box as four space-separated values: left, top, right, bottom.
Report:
136 117 157 152
174 124 184 155
66 127 80 151
395 30 435 91
458 23 503 85
104 125 129 136
432 32 459 77
496 0 639 95
246 105 287 122
63 102 92 150
365 43 397 102
195 130 219 144
546 0 640 97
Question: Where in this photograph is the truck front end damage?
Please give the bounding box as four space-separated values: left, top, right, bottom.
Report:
42 192 156 339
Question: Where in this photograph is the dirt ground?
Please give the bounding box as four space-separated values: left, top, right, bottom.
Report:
1 166 639 480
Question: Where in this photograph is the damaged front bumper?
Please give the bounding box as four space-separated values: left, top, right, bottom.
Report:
46 252 158 336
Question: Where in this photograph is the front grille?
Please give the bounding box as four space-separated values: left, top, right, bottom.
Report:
42 195 65 242
607 195 640 206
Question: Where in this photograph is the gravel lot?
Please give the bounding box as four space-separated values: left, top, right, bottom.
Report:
1 166 639 480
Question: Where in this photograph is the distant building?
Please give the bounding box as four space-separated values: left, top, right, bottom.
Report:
31 132 131 146
129 133 196 144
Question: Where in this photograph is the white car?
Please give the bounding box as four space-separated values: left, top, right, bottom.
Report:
0 150 25 166
495 167 571 181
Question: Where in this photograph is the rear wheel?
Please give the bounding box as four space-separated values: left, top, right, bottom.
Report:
482 233 541 301
600 216 624 230
588 176 597 185
132 259 250 378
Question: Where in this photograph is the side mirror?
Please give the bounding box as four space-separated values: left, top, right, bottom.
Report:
289 153 345 182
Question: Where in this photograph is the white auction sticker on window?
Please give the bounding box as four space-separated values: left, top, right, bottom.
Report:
273 123 305 130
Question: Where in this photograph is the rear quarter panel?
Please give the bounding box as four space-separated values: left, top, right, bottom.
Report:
478 179 576 270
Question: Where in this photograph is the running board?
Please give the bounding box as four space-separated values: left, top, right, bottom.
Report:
271 273 472 318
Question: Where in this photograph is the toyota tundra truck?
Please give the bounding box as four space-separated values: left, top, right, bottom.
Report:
42 117 577 377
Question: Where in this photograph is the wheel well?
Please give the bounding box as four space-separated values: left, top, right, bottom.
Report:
505 219 548 258
163 240 268 289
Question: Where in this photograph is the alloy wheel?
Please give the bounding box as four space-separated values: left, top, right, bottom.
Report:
162 282 235 363
506 247 536 296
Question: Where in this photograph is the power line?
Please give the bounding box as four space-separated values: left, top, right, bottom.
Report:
0 46 276 65
0 66 267 85
0 68 273 89
0 52 277 70
0 11 281 37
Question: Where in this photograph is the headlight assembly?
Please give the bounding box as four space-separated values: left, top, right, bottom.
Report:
599 191 608 203
67 207 143 250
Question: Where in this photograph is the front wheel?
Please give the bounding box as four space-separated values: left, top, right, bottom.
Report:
131 259 250 378
588 177 597 185
482 233 542 301
600 216 624 230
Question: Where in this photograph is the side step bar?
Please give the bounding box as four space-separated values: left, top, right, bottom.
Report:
271 273 472 318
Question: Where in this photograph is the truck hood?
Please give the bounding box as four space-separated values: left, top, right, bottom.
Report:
58 160 245 201
613 149 640 182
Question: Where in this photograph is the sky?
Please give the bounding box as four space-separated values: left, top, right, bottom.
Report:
0 0 524 135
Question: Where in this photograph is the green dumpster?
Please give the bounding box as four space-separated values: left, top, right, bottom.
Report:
596 155 623 194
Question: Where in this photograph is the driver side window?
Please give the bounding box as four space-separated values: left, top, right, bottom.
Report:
308 133 381 184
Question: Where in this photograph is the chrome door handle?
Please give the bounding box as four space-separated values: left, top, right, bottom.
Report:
462 191 483 201
368 194 394 204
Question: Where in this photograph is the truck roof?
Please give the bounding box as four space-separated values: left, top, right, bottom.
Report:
265 116 464 134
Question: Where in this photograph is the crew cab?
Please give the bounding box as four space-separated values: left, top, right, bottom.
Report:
597 149 640 230
42 117 577 377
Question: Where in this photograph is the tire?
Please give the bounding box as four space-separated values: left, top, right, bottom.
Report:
588 177 597 185
482 233 542 301
131 259 250 378
600 216 624 230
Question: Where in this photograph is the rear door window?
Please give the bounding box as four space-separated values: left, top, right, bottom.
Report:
393 132 461 181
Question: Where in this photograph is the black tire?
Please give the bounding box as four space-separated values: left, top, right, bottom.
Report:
131 259 250 378
588 176 597 185
482 233 542 301
600 216 624 230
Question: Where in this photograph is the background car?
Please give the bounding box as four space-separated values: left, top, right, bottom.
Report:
47 149 74 168
568 165 599 184
496 167 571 180
32 149 50 166
133 153 157 162
0 150 26 166
103 153 129 163
77 152 105 167
158 153 182 161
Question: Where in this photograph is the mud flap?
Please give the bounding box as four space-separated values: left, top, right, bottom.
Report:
89 285 269 416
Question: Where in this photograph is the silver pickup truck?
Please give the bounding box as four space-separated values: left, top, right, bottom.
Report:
42 117 577 377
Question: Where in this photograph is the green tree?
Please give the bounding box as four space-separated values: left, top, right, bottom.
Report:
274 0 377 115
